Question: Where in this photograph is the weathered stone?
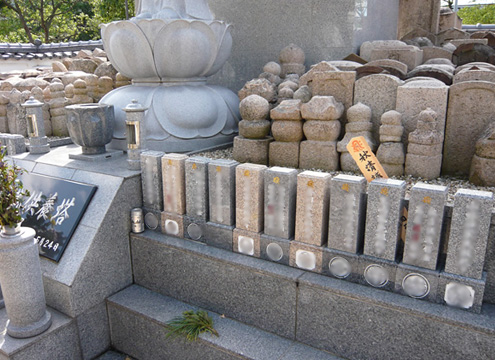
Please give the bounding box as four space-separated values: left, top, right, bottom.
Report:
259 72 281 85
97 76 113 100
93 48 106 58
0 134 25 155
71 79 93 104
455 61 495 74
422 46 454 63
239 94 270 121
403 183 448 271
94 62 118 80
359 40 408 61
278 87 294 99
395 78 448 147
65 83 74 99
450 38 488 47
454 66 495 84
398 0 440 40
424 58 455 66
238 78 277 103
49 79 68 136
285 74 300 84
405 108 443 179
469 122 495 186
4 77 50 92
77 49 94 59
453 43 495 66
303 120 340 141
52 61 68 73
299 140 339 171
294 171 331 246
31 86 52 136
263 61 281 76
300 96 344 121
115 72 132 88
327 60 362 71
377 110 405 177
271 121 303 142
328 175 367 254
443 81 495 175
278 81 298 92
6 89 28 136
406 65 453 85
293 85 312 103
437 28 470 44
238 120 271 139
370 45 423 71
233 136 272 165
405 37 435 48
366 59 408 79
354 74 404 144
279 44 306 77
235 163 267 233
68 59 98 74
355 65 389 80
269 141 299 168
270 99 302 120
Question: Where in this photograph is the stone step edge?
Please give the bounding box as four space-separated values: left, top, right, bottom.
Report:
107 284 342 360
132 231 495 336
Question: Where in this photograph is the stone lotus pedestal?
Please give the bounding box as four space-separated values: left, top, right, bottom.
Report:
100 0 240 153
0 227 51 338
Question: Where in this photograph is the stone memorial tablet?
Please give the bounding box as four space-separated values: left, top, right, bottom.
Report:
235 163 267 233
141 151 164 211
162 153 187 215
264 167 297 239
208 159 238 226
185 157 210 221
294 171 331 246
328 174 367 254
20 173 97 262
364 178 406 261
402 183 448 270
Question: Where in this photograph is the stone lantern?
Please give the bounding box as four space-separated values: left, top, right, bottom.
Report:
123 99 147 170
21 97 50 154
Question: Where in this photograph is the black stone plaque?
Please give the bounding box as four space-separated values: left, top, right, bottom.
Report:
19 173 97 262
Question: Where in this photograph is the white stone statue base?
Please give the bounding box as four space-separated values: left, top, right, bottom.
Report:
100 82 239 153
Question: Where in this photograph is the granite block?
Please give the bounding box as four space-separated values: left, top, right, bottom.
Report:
76 302 110 360
140 150 164 211
364 178 406 261
289 241 324 273
264 167 298 239
328 174 367 254
444 189 494 279
294 171 331 246
359 254 398 292
160 211 184 238
233 228 261 258
233 136 271 165
184 215 207 242
269 141 300 168
299 140 339 171
186 156 210 221
403 183 448 270
322 248 361 284
438 272 487 314
260 234 291 265
395 263 440 303
143 207 161 231
208 159 238 226
131 232 304 339
281 343 341 360
161 153 187 215
235 163 267 233
205 222 234 251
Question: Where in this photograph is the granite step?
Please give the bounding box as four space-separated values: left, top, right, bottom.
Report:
130 231 495 360
107 285 341 360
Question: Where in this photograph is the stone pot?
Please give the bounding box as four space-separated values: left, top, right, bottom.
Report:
65 103 115 155
0 226 52 338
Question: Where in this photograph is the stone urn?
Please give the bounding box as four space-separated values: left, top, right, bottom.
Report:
65 103 115 155
0 225 52 338
99 0 240 152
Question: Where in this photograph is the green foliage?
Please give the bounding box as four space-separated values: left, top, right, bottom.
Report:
0 147 30 227
458 4 495 24
165 310 219 342
0 0 134 43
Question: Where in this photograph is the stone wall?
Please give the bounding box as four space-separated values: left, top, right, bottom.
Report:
139 152 495 313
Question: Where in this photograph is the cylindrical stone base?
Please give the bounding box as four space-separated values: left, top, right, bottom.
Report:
0 227 52 338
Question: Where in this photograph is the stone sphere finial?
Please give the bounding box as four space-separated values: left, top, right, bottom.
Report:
347 102 372 122
279 44 305 65
239 94 270 121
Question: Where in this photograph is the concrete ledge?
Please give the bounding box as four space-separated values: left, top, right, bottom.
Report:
107 285 340 360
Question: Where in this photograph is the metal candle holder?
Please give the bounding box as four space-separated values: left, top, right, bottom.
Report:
123 99 148 170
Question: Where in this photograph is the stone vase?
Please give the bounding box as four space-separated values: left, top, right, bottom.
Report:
65 103 115 155
0 226 52 338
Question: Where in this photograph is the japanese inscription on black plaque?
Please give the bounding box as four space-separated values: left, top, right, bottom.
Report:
19 173 97 262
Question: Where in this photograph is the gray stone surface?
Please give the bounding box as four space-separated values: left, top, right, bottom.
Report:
322 248 361 284
395 263 440 303
233 228 261 258
358 255 397 292
444 189 494 279
297 272 495 360
0 133 26 155
289 241 324 274
143 207 161 231
438 272 487 314
140 150 164 211
353 74 404 144
185 156 210 221
364 178 406 261
162 153 188 215
131 232 304 339
208 159 238 226
184 216 207 242
205 222 234 251
76 302 110 360
260 234 291 266
264 167 298 240
328 175 367 254
443 81 495 175
369 46 423 71
161 211 184 238
403 183 448 271
235 163 267 233
294 171 331 246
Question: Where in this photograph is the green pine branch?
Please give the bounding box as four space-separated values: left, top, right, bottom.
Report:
165 310 219 342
